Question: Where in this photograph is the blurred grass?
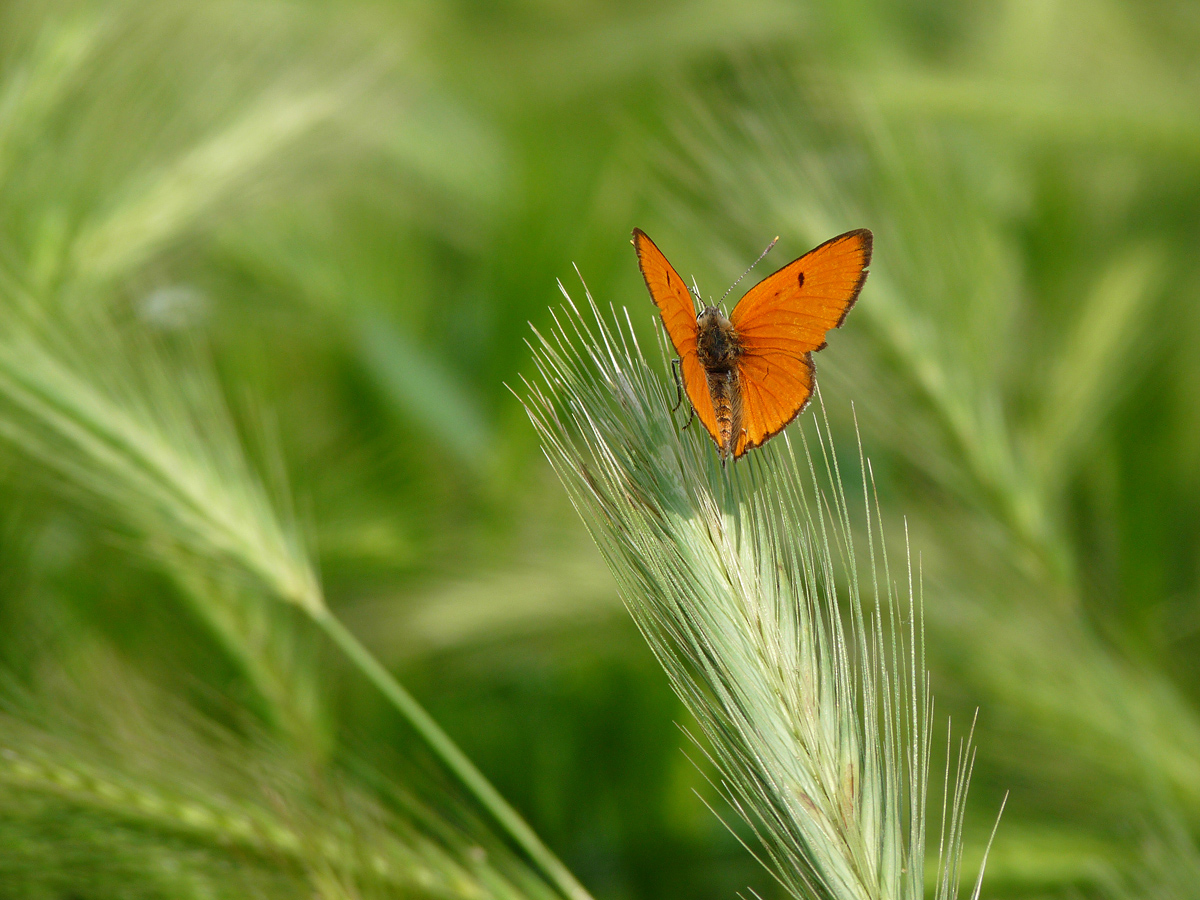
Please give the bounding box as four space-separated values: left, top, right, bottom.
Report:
0 0 1198 898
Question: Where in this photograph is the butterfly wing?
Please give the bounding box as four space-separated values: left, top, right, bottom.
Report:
729 228 872 456
679 354 721 450
633 228 721 446
633 228 699 357
733 353 814 458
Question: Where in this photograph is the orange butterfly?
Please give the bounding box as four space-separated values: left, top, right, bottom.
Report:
633 227 872 461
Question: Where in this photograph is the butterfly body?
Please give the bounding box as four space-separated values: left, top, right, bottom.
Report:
633 227 871 461
694 307 745 457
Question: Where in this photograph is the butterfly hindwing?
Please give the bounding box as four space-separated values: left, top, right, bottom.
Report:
680 353 722 449
733 350 814 457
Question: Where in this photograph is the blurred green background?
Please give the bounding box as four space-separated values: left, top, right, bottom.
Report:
1 0 1200 897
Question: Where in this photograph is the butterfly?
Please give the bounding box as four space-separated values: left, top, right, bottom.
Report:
633 227 872 461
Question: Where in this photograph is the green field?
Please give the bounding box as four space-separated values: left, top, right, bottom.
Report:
1 1 1198 898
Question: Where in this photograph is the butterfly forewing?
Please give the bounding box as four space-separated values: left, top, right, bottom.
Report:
730 229 872 344
727 229 871 457
633 229 699 357
634 228 723 445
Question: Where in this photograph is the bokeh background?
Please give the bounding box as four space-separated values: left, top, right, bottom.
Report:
1 0 1199 897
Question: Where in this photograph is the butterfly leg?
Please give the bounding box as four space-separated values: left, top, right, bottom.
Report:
669 357 697 430
670 358 684 411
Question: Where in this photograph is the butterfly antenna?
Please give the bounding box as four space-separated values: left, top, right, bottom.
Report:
719 236 780 304
689 276 703 306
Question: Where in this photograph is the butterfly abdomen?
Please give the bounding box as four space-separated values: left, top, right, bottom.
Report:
703 367 743 459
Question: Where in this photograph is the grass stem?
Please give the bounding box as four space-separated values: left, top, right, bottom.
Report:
312 608 593 900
